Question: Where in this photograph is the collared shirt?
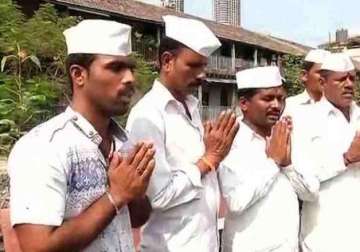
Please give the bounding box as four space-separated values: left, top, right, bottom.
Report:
8 107 135 252
126 80 220 252
219 120 317 252
292 98 360 252
284 90 315 117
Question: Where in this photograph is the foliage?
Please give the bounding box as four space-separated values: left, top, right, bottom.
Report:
281 54 304 97
0 1 159 152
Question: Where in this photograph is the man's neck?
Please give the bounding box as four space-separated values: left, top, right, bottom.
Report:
243 118 271 139
159 75 187 103
306 89 322 102
71 99 111 139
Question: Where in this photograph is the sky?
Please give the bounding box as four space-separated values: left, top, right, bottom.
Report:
140 0 360 47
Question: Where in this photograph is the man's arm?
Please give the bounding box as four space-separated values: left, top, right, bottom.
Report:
15 194 122 252
12 143 155 252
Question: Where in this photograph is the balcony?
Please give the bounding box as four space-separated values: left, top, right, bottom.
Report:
207 55 254 74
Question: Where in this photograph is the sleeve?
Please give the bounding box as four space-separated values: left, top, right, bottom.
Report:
8 136 67 227
126 108 202 211
313 145 348 182
218 148 280 215
284 132 320 202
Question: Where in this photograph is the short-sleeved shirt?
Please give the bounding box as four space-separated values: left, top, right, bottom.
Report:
8 107 135 252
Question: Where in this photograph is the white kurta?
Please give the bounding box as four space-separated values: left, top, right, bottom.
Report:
219 121 318 252
292 98 360 252
126 80 220 252
284 90 315 117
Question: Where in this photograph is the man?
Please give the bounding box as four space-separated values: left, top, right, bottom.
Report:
126 15 239 251
8 20 155 252
295 53 360 252
219 66 318 252
284 49 330 116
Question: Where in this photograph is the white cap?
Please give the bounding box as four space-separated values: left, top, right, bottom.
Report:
236 66 283 90
63 19 132 56
320 53 355 72
163 15 221 57
304 49 331 64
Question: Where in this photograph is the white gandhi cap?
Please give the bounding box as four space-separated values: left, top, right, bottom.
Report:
163 15 221 57
320 53 355 72
236 66 283 90
304 49 331 64
63 19 132 56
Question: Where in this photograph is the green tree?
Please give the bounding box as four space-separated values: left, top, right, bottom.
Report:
281 54 304 97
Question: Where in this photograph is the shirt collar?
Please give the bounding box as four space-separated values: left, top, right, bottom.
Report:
233 119 264 146
297 90 314 105
151 79 199 115
64 106 128 146
318 97 360 122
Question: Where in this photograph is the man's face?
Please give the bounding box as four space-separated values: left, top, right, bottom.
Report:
166 48 208 96
322 70 356 109
83 55 135 116
302 63 323 97
241 86 287 130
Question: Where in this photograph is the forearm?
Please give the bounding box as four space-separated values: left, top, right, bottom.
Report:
17 193 123 252
150 169 202 210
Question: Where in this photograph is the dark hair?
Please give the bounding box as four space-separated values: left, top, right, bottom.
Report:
158 36 186 68
237 88 259 100
65 53 97 94
303 61 315 71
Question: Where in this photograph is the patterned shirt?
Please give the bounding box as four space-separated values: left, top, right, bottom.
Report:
8 107 135 252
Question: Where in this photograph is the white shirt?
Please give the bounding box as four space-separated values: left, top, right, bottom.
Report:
284 90 315 117
219 121 318 252
126 80 220 252
8 107 135 252
292 98 360 252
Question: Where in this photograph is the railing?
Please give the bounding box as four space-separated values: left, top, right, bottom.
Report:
199 105 243 121
132 41 157 62
199 105 231 121
207 55 254 73
207 55 233 71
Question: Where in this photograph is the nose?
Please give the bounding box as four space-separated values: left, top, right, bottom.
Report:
122 68 135 87
196 71 206 81
270 98 281 110
344 76 355 89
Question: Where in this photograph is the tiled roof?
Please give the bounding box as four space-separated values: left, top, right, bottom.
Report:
47 0 311 55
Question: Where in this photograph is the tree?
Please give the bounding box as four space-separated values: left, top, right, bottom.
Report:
281 54 304 97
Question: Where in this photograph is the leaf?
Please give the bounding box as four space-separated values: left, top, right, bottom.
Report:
29 55 41 70
1 56 8 72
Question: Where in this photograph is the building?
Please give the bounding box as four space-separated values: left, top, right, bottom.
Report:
17 0 309 119
214 0 241 27
319 29 360 69
162 0 184 12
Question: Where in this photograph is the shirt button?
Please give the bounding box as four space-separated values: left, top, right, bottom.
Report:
72 115 78 121
89 131 94 136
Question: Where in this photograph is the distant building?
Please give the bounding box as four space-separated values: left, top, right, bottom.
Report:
214 0 241 27
161 0 184 12
319 29 360 69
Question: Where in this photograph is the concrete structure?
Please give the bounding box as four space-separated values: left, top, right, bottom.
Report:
18 0 310 119
214 0 241 27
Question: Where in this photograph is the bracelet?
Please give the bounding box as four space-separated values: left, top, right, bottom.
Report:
201 156 216 171
106 191 120 215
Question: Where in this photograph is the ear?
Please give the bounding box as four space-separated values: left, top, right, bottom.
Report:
319 75 326 89
300 70 308 84
69 64 87 88
160 51 175 73
238 97 249 112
